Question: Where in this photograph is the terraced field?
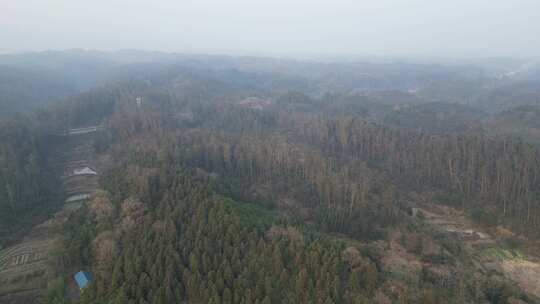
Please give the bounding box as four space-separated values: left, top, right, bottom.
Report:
0 127 103 304
416 203 540 300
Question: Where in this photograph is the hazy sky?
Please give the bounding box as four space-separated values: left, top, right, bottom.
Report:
2 0 539 58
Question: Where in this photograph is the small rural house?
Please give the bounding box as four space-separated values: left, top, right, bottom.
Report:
65 193 90 203
73 167 98 176
74 271 93 290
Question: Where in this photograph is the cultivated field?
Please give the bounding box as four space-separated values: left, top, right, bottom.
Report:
0 128 103 304
417 203 540 299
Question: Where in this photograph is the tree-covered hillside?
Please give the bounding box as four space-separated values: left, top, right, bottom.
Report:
3 53 540 303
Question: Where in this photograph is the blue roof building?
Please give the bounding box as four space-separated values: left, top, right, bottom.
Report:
74 271 92 289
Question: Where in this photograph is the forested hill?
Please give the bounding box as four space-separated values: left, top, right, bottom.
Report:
4 55 540 303
0 50 522 118
0 116 62 246
0 66 76 116
3 50 540 142
11 66 533 303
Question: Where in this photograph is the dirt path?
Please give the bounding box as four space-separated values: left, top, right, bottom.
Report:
0 128 103 304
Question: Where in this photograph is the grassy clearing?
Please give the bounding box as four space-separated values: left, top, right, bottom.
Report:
482 247 524 261
218 195 279 231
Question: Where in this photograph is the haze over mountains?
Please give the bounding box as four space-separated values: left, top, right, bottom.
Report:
2 50 540 141
4 0 540 57
2 2 540 303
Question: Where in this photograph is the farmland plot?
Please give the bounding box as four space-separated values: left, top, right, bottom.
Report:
0 128 104 304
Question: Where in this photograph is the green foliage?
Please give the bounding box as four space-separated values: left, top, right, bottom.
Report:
62 206 97 270
57 160 383 303
503 237 522 250
482 248 524 261
434 192 465 207
421 253 453 265
433 232 463 257
483 279 518 304
471 206 499 226
219 196 277 231
40 277 68 304
25 63 540 304
0 117 58 244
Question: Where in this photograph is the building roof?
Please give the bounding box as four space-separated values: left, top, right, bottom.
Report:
68 126 100 135
73 167 98 176
237 97 272 110
65 193 90 203
74 271 92 289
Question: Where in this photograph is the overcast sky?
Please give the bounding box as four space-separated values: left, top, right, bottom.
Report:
2 0 539 58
